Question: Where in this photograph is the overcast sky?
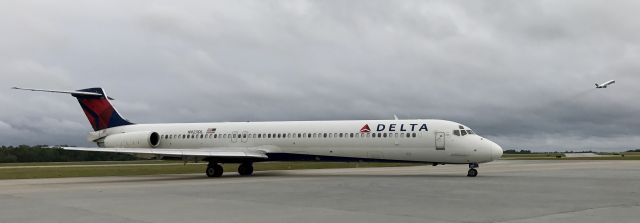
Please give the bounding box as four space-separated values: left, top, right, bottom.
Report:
1 0 639 151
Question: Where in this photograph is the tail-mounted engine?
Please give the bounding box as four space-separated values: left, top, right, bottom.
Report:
101 131 160 148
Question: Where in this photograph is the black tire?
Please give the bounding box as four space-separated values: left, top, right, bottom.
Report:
238 163 254 176
213 164 223 177
467 168 478 177
206 164 224 177
206 166 216 177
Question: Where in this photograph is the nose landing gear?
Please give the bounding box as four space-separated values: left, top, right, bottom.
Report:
467 163 479 177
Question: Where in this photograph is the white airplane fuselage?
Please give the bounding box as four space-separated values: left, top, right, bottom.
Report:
94 119 502 164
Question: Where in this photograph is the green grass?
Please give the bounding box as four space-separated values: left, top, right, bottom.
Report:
0 161 417 180
0 160 179 167
501 153 640 160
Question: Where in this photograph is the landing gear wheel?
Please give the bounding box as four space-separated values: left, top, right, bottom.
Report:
206 164 224 177
467 168 478 177
238 163 254 176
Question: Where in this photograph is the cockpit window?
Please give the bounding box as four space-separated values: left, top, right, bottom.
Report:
459 125 464 129
466 130 474 135
453 130 460 136
461 130 467 136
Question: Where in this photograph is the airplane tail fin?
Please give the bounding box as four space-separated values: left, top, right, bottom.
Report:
12 87 133 131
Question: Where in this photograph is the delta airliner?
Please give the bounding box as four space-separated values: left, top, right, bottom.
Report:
13 87 503 177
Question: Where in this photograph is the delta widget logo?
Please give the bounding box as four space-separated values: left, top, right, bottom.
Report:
360 124 371 133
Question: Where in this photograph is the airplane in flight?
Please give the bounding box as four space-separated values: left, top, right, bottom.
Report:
595 80 615 88
13 87 503 177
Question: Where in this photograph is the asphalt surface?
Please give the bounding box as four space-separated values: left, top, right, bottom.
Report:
1 160 639 223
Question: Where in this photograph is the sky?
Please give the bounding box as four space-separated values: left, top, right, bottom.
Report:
1 0 639 151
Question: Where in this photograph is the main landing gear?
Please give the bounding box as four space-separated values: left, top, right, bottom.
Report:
205 162 254 177
206 162 223 177
238 163 254 176
467 163 479 177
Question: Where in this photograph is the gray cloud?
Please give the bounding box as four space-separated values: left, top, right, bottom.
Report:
1 0 639 151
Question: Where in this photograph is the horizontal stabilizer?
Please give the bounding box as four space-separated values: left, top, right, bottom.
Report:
12 87 114 99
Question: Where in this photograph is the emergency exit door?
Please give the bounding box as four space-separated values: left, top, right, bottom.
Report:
435 132 445 150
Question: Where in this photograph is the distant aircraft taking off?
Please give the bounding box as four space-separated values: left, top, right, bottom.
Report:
595 80 615 88
13 87 503 177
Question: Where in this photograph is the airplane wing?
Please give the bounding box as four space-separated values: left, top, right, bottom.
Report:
63 147 270 159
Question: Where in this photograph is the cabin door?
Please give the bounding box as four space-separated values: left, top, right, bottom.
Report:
231 131 238 143
241 131 249 143
435 132 445 150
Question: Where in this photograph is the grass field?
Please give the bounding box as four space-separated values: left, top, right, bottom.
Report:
501 152 640 160
2 152 640 180
0 161 417 180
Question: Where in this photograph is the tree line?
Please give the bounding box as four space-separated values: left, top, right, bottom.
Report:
0 145 137 163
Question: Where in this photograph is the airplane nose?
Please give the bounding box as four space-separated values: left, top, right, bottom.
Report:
492 142 503 160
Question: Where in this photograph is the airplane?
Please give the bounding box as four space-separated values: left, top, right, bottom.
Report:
595 80 615 88
12 87 503 177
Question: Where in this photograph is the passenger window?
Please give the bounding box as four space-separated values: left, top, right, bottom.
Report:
454 130 460 136
350 133 354 138
461 130 467 136
412 133 417 137
383 133 387 138
372 133 376 138
378 133 382 138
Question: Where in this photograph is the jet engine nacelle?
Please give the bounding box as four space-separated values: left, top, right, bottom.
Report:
103 131 160 148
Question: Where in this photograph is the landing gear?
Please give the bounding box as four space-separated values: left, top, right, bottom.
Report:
206 163 223 177
467 168 478 177
238 163 254 176
467 163 479 177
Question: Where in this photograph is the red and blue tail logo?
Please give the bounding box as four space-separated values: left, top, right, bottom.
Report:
73 88 133 131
